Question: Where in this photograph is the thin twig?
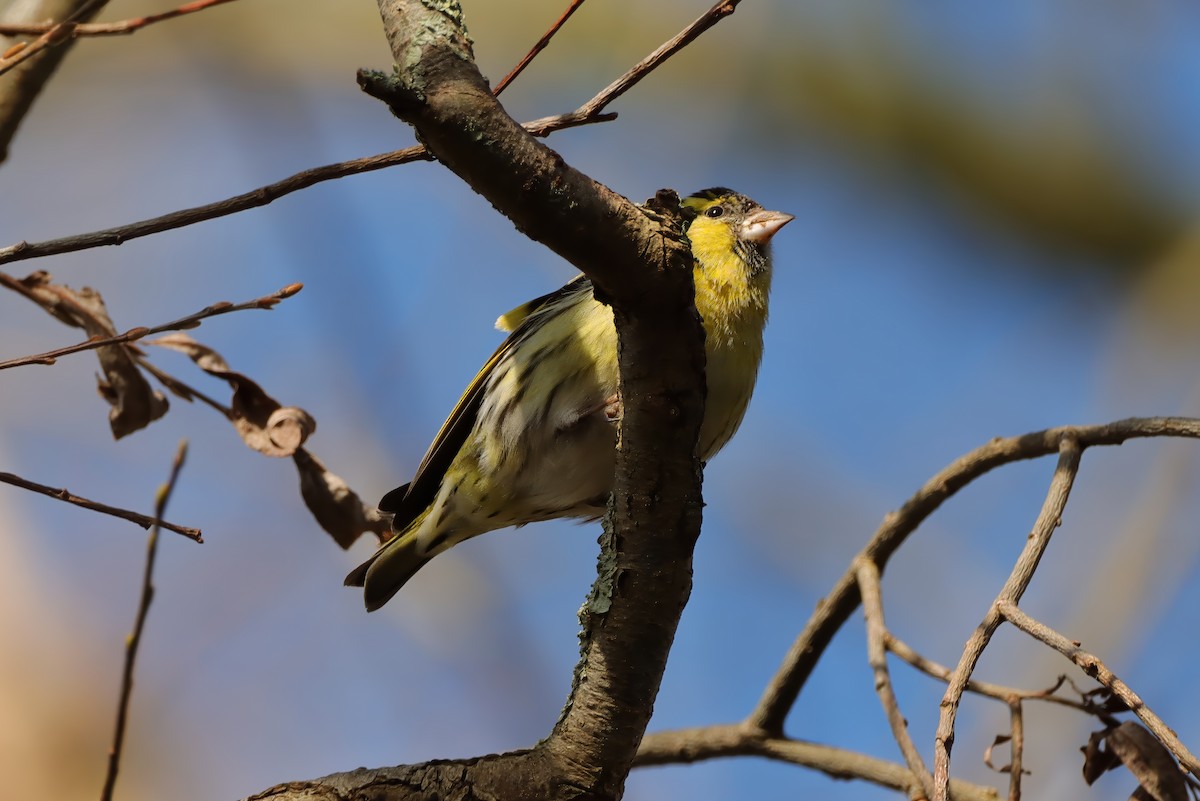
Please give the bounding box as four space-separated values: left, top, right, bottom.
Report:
0 470 201 541
492 0 586 96
1001 601 1200 780
1007 701 1024 801
857 558 936 799
886 636 1088 712
0 0 237 37
747 417 1200 737
0 281 302 371
933 438 1082 801
0 0 743 268
633 723 1000 801
0 0 107 76
0 148 429 266
564 0 740 123
99 439 188 801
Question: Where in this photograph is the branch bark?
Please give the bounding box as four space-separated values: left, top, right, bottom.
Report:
249 1 721 799
358 3 672 306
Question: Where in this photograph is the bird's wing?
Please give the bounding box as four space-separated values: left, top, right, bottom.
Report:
495 273 594 332
380 275 593 532
495 291 556 332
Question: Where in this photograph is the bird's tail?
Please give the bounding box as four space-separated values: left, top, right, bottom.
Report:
344 508 434 611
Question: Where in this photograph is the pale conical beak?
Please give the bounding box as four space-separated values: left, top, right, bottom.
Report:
741 209 795 244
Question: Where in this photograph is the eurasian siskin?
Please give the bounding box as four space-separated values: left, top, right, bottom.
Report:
347 188 793 610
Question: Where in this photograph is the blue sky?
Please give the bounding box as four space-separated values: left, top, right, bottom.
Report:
2 2 1200 800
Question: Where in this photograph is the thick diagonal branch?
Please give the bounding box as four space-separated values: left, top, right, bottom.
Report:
249 2 717 799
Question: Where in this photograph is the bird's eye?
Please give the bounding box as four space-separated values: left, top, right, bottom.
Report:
705 205 725 218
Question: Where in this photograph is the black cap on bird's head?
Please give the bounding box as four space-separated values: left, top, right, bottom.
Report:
682 188 795 251
681 187 738 222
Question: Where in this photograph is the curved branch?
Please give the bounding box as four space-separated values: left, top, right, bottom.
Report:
748 417 1200 735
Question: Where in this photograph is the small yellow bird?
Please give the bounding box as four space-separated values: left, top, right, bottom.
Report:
347 189 793 610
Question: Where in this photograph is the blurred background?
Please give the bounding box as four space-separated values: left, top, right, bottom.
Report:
2 1 1200 799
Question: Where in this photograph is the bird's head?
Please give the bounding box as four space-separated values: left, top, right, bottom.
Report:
682 188 794 280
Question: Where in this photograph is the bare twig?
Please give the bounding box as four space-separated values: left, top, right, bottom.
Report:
1001 602 1200 780
0 0 237 38
933 437 1082 801
0 0 106 76
857 558 936 799
886 636 1088 712
748 417 1200 736
0 281 302 371
636 418 1200 799
0 148 429 266
633 723 1000 801
558 0 740 123
0 470 201 541
0 0 742 268
99 439 188 801
1007 701 1024 801
492 0 586 97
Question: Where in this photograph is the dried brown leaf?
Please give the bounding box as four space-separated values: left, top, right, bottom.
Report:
984 734 1014 774
1083 729 1122 785
16 271 167 438
293 448 388 549
1107 722 1188 801
149 333 315 457
1083 686 1132 716
1082 723 1187 801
